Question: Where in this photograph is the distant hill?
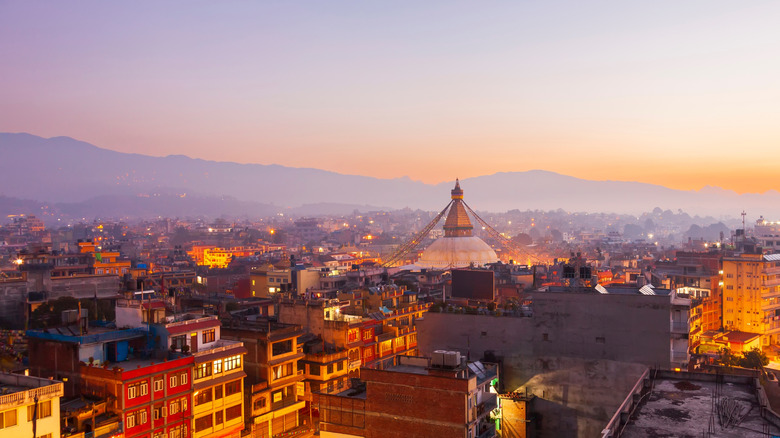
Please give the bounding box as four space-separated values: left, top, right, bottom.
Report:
1 132 779 220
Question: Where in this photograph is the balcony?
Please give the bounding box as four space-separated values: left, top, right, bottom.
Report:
271 394 301 411
477 393 498 418
476 423 497 438
670 322 689 334
671 351 689 363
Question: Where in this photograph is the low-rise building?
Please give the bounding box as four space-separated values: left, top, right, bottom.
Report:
317 353 498 438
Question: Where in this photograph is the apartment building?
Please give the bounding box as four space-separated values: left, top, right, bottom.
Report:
221 318 310 438
722 253 780 348
277 291 427 375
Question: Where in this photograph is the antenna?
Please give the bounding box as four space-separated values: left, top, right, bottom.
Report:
741 211 747 231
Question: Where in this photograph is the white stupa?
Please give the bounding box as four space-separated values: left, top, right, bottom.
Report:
417 180 498 269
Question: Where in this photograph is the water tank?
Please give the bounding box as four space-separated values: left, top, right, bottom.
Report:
431 350 448 367
443 351 462 367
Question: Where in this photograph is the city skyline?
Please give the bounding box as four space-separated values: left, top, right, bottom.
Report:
2 1 780 194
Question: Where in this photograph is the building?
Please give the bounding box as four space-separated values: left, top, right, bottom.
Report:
754 217 780 252
0 373 64 438
417 285 690 437
277 295 427 375
417 180 499 269
721 253 780 350
220 318 311 438
317 353 498 438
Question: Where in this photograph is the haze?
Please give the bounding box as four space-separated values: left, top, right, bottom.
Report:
2 1 779 193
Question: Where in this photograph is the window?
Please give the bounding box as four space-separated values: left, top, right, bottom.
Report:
327 364 334 374
272 363 293 380
195 388 213 406
195 414 213 432
337 361 344 371
170 375 178 387
0 409 17 429
224 355 241 371
172 335 187 350
225 380 241 396
153 378 164 392
140 410 147 424
225 404 242 421
310 364 320 376
153 405 165 420
253 397 266 411
362 329 373 341
128 381 148 399
214 385 223 400
170 400 179 415
181 397 188 412
215 410 223 425
348 328 359 343
127 415 134 428
213 359 222 374
27 401 51 421
180 372 188 385
202 329 216 344
272 340 292 356
170 424 187 438
195 362 212 380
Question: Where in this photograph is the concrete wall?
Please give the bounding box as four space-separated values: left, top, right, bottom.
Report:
0 279 28 327
417 291 672 438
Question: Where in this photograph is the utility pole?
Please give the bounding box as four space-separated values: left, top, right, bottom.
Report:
32 395 38 438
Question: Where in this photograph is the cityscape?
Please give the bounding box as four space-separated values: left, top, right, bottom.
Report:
3 2 780 438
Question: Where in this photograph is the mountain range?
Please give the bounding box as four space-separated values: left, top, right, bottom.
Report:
1 132 777 222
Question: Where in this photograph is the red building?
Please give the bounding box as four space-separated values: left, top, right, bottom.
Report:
81 355 194 438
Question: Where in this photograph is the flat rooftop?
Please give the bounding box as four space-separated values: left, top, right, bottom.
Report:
622 378 779 437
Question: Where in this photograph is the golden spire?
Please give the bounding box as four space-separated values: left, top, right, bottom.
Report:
444 179 472 237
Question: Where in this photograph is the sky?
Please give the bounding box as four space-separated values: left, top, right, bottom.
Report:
1 1 780 193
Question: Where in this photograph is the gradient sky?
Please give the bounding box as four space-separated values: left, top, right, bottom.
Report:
2 1 780 193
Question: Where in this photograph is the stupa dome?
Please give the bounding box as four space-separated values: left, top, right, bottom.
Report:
417 235 499 269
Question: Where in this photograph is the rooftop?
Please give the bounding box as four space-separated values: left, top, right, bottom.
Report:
611 371 780 438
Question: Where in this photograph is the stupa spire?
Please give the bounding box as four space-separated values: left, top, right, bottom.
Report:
443 179 472 237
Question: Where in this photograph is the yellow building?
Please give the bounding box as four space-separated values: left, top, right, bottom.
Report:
721 253 780 348
250 267 292 298
0 374 64 438
178 318 247 438
221 320 310 438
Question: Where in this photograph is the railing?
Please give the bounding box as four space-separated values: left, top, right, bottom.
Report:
670 322 689 333
601 368 650 438
0 382 64 409
166 315 218 329
192 339 243 358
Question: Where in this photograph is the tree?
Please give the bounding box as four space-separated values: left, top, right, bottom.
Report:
716 348 740 367
739 347 769 369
